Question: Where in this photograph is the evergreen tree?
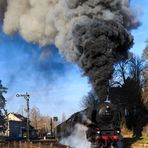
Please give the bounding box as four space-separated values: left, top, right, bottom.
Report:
0 80 7 132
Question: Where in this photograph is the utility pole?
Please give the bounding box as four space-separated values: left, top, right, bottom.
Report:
50 117 58 137
50 118 53 137
16 92 30 142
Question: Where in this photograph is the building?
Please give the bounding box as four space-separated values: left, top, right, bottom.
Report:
5 113 36 139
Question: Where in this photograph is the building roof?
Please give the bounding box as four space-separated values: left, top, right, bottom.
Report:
6 113 27 122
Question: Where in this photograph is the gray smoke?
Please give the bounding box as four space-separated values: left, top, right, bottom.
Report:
0 0 7 21
1 0 139 101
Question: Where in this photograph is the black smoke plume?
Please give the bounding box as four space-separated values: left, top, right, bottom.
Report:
73 20 133 101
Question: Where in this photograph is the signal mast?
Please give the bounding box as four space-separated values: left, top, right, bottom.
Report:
16 92 30 142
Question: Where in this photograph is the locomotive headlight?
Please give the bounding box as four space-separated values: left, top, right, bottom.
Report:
116 130 120 134
97 131 101 134
106 105 110 109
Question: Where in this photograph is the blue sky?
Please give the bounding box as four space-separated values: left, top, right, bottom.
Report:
0 30 91 119
130 0 148 55
0 0 148 120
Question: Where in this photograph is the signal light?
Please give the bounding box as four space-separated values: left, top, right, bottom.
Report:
106 105 110 109
116 130 120 134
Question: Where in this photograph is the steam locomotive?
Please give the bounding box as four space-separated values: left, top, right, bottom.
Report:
86 102 123 148
57 102 123 148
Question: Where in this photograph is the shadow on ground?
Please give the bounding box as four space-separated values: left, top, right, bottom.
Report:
123 137 148 148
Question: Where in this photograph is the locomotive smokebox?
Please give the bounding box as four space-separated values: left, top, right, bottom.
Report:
96 103 114 123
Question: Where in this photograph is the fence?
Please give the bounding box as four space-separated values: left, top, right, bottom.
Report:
0 141 70 148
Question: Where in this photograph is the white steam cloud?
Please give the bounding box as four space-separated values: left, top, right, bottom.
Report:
60 124 91 148
2 0 139 62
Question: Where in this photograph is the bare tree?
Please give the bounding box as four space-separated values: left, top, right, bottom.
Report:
30 106 41 129
38 115 51 133
142 46 148 107
143 42 148 60
129 56 144 84
62 113 66 122
81 90 99 109
113 60 130 85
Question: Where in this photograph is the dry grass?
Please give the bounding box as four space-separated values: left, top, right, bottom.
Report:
121 127 133 137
